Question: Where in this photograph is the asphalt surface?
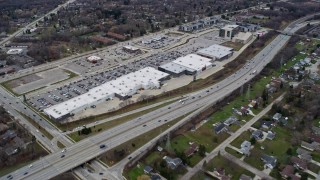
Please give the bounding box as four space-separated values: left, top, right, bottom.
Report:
1 29 291 180
1 8 319 180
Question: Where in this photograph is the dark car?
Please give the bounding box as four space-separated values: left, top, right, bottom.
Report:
24 172 28 175
100 144 106 149
61 154 65 158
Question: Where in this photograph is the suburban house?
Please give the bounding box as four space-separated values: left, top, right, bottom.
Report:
144 166 153 174
272 113 282 121
291 157 307 170
184 143 199 157
163 156 182 170
301 141 319 151
260 121 274 129
252 130 264 140
223 116 238 126
214 123 227 134
240 140 251 156
296 148 312 161
280 165 300 180
266 131 276 140
261 154 277 169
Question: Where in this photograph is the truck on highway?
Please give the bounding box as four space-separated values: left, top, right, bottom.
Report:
251 70 257 75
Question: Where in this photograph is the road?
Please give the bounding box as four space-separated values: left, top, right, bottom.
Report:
1 8 318 180
0 25 292 180
0 0 76 47
181 94 285 180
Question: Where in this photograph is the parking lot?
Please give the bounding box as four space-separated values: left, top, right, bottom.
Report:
27 50 184 112
135 33 182 49
27 28 231 115
172 30 227 55
63 44 145 74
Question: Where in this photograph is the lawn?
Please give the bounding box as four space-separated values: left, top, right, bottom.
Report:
312 151 320 163
170 135 192 153
260 136 292 164
144 152 162 166
101 113 192 166
230 130 251 148
243 148 265 171
127 163 145 180
205 155 255 180
225 147 243 159
244 126 294 170
221 41 244 51
191 171 215 180
69 100 177 141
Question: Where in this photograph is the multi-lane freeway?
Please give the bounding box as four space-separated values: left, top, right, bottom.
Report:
1 10 319 180
1 30 291 180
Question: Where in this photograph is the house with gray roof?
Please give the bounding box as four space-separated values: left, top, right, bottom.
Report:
261 154 277 169
240 140 251 156
163 156 182 170
252 130 264 140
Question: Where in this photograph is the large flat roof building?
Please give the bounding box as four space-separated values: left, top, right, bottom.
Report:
159 54 213 76
44 67 169 120
197 44 234 60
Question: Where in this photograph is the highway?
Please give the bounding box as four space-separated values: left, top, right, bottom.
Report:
0 10 318 180
0 28 291 180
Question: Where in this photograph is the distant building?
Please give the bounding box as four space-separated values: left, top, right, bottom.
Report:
179 17 218 32
106 32 127 41
122 45 141 53
219 25 240 40
90 36 114 45
236 22 260 32
87 56 102 63
6 48 23 55
197 44 234 61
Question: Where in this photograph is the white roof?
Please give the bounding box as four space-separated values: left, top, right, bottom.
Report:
172 54 212 71
123 45 139 51
222 24 239 31
197 44 233 59
234 32 252 41
7 48 23 55
87 55 102 61
44 67 169 119
159 62 195 74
